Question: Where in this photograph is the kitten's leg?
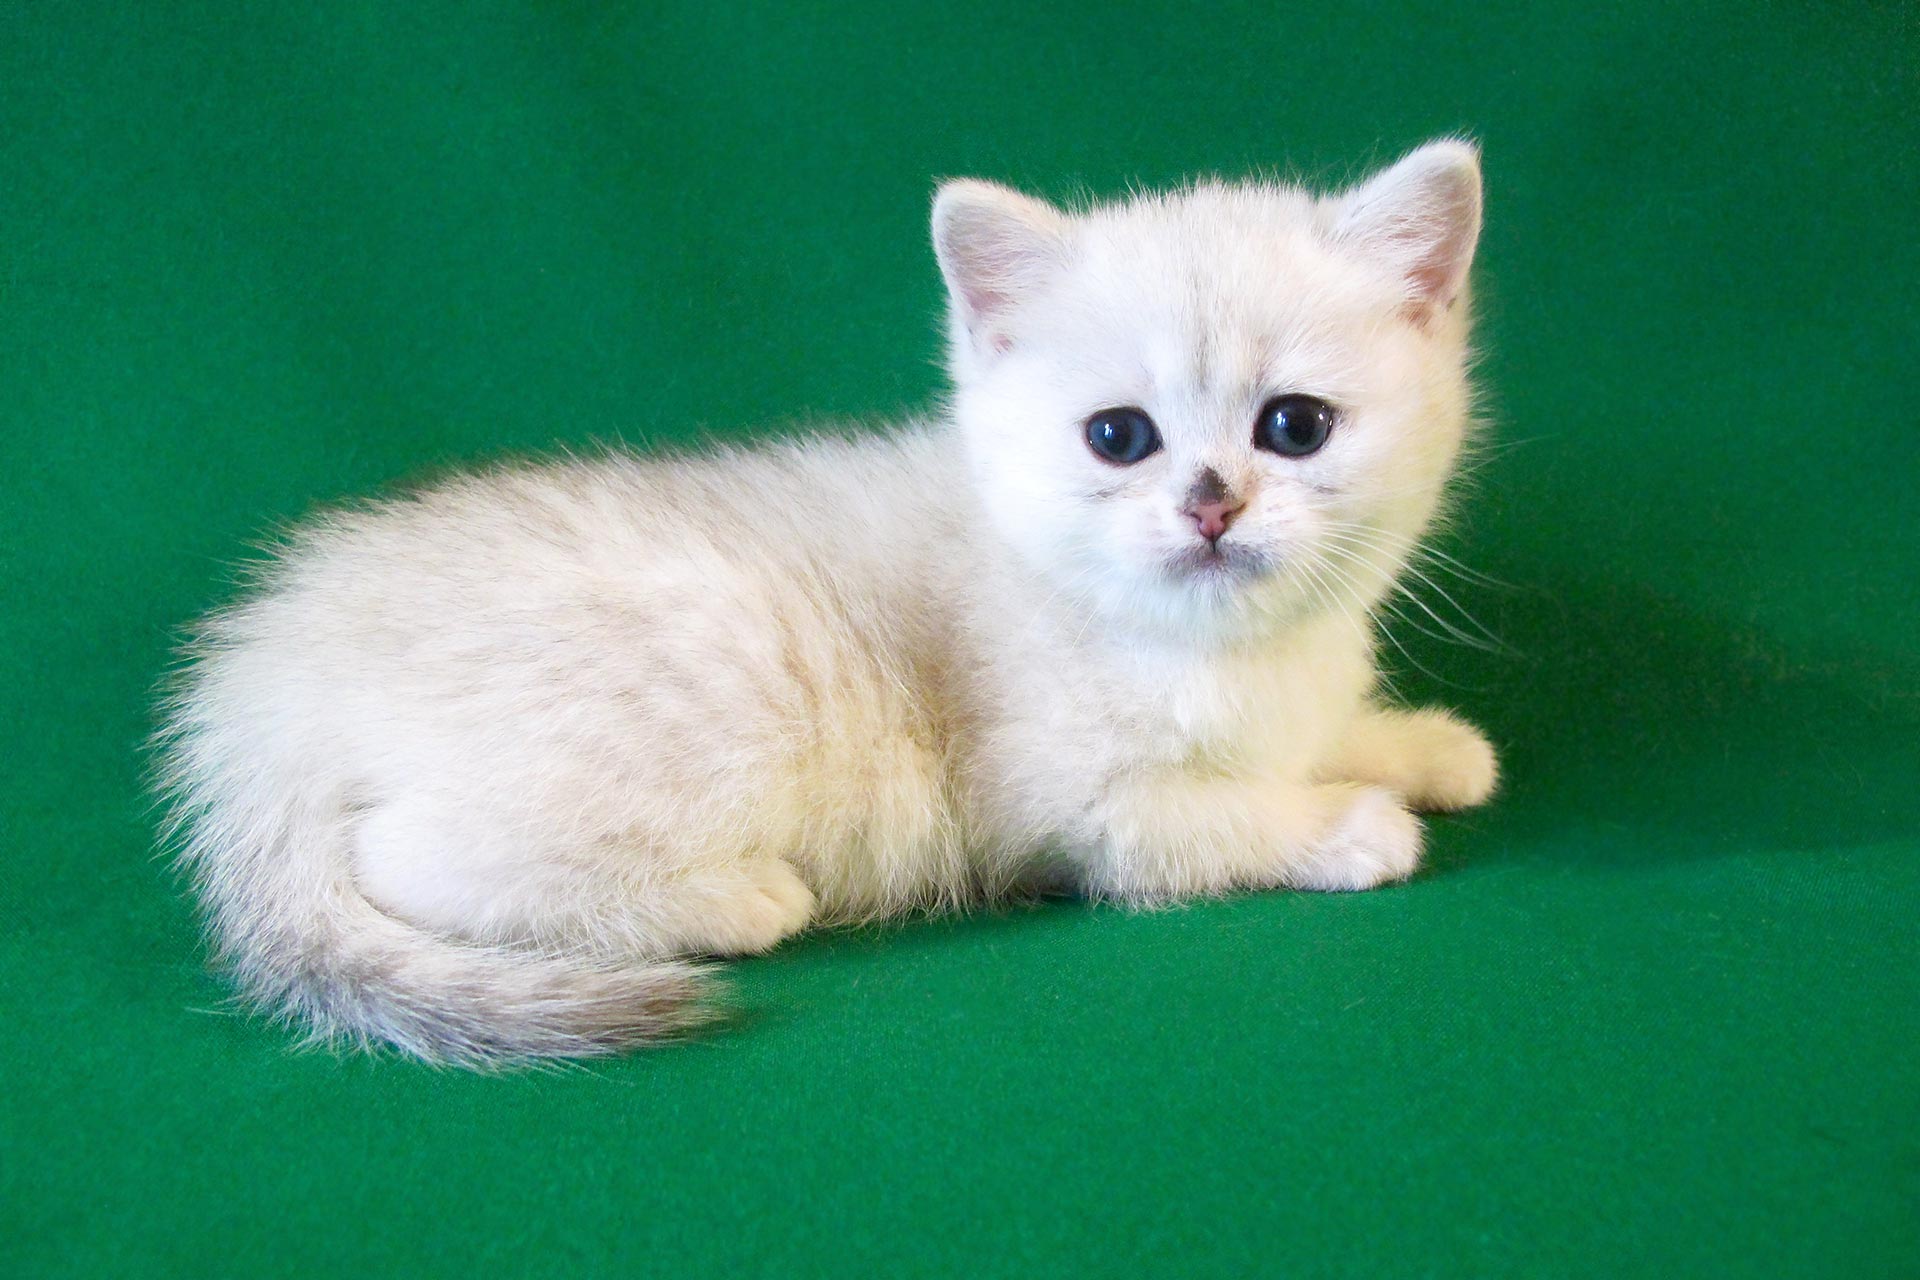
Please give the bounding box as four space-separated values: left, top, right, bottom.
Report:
353 798 815 960
1316 706 1498 812
1087 774 1423 900
614 855 817 955
631 858 818 958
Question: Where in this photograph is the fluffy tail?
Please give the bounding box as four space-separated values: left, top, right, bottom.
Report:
154 717 710 1067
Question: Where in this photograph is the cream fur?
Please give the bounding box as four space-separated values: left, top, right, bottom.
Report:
156 140 1499 1064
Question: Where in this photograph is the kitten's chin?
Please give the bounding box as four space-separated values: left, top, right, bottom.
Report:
1062 561 1322 648
1018 542 1317 646
1095 544 1316 644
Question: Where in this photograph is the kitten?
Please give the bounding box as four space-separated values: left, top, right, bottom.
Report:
156 140 1499 1065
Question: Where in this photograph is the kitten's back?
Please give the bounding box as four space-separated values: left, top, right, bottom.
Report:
158 427 975 1062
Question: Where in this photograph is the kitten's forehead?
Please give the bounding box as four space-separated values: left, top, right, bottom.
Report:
1093 180 1321 244
1097 185 1366 319
1041 182 1371 404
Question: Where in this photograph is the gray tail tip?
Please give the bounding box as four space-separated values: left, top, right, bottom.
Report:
265 957 729 1069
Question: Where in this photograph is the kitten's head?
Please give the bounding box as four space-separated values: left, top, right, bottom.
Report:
933 140 1483 643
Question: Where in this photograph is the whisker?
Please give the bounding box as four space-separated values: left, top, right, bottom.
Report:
1316 523 1518 657
1308 552 1471 690
1307 535 1503 690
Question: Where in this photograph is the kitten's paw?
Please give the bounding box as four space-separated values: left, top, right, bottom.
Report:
1285 787 1423 892
699 860 817 956
1320 708 1499 813
1403 711 1499 812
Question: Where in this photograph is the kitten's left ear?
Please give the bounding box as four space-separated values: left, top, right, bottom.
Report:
1331 139 1483 327
931 179 1068 354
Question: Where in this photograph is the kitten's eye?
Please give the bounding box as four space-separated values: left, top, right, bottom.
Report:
1084 407 1162 466
1254 395 1337 458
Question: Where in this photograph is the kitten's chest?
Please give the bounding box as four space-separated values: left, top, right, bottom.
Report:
1121 647 1347 774
1019 616 1373 777
963 605 1373 839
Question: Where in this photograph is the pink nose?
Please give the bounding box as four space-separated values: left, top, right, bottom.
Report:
1187 498 1243 542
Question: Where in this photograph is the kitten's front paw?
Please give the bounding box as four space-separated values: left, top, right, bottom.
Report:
1404 712 1499 812
1320 708 1499 813
1284 787 1423 892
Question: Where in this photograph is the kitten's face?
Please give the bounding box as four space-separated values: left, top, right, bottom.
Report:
934 143 1482 642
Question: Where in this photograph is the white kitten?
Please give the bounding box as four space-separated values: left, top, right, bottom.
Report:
157 140 1499 1064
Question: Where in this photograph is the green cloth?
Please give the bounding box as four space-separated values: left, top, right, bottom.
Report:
4 3 1915 1276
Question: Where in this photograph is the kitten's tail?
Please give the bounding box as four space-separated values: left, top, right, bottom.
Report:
156 743 711 1067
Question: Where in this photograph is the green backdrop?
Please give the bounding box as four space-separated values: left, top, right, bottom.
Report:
4 3 1915 1276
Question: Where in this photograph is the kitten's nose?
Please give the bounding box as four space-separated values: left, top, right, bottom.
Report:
1186 498 1244 543
1182 467 1245 543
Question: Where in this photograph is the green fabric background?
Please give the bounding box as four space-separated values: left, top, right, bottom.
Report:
3 3 1915 1276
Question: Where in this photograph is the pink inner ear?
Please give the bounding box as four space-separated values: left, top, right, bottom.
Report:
1400 219 1476 328
1410 192 1479 312
951 275 1017 352
957 279 1015 332
1335 145 1483 328
947 250 1040 349
1410 234 1469 308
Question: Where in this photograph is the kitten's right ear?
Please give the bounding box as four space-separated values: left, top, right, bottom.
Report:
931 180 1067 355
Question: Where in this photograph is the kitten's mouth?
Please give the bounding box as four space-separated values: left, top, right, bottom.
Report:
1167 542 1268 583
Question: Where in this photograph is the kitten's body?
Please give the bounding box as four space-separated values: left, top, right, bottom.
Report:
159 142 1499 1063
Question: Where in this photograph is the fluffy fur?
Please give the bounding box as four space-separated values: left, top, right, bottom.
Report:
156 140 1499 1065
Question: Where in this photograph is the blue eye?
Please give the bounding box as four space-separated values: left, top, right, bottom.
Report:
1254 395 1337 457
1085 407 1161 465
